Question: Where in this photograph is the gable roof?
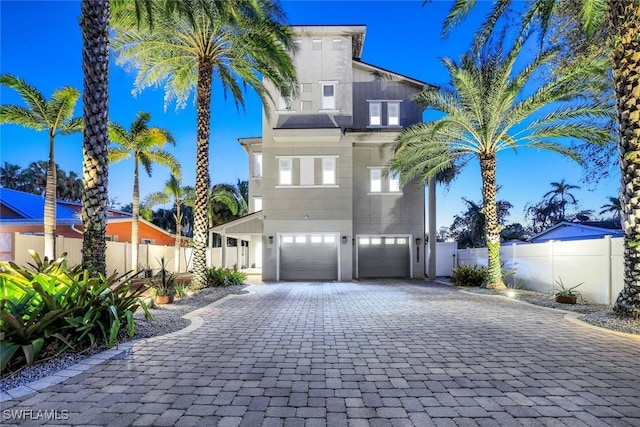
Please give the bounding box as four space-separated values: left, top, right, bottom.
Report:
529 221 623 242
0 187 80 223
0 188 131 225
353 60 430 89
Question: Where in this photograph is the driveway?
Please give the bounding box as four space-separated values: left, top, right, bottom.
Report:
1 281 639 426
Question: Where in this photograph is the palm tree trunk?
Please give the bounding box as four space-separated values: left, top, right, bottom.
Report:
174 203 182 272
191 61 213 289
480 154 505 290
132 157 140 270
611 0 640 313
80 0 110 275
44 133 56 260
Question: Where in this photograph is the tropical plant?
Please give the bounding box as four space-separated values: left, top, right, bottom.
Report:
208 182 247 227
110 0 297 288
146 175 194 272
0 162 23 190
554 277 583 303
206 266 247 287
108 111 180 271
542 179 580 221
147 257 176 297
391 33 613 289
449 198 513 248
436 0 640 313
451 265 490 287
600 196 622 221
0 75 83 261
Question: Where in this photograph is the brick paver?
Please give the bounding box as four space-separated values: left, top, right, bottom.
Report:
1 281 639 426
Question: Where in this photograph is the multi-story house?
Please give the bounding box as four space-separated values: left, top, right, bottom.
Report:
211 25 427 281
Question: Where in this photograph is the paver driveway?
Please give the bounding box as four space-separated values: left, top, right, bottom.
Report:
1 281 639 427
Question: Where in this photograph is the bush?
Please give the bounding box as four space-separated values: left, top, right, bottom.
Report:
451 265 489 287
206 266 247 287
0 251 149 373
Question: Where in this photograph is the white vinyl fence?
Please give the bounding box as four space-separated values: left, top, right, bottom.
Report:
457 236 623 305
1 232 226 275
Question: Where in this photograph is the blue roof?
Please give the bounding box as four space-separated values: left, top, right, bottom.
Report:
0 188 81 222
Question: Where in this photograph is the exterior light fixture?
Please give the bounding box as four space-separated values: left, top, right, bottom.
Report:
268 236 273 244
415 238 421 245
342 236 348 244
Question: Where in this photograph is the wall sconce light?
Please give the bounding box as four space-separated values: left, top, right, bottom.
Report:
342 235 348 244
268 236 273 244
415 238 421 246
304 215 309 219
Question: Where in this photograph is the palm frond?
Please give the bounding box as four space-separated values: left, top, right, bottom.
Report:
0 105 44 130
46 87 81 131
0 74 47 123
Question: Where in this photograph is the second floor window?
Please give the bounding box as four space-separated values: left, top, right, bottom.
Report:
370 169 382 192
369 102 381 126
368 100 402 127
370 167 401 193
389 171 400 192
322 83 335 109
253 197 263 212
388 102 400 126
253 153 262 178
322 157 336 185
279 158 292 185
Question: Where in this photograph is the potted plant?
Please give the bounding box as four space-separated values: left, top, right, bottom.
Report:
148 257 176 304
554 278 583 304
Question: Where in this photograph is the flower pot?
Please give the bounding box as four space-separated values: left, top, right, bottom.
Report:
156 295 174 305
555 295 577 304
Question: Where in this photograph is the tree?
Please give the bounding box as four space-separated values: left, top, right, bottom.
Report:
525 199 564 233
0 74 82 260
108 111 179 271
146 175 194 272
391 34 613 289
0 162 23 190
542 179 580 221
79 0 111 274
449 198 513 248
438 0 640 313
600 196 622 221
110 1 297 288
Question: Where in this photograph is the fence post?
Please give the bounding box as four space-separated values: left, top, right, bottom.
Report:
549 240 555 291
512 243 517 288
605 235 613 305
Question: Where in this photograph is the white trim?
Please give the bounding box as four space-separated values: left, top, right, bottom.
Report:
318 80 339 84
366 99 404 103
276 185 339 189
367 192 404 196
355 234 413 279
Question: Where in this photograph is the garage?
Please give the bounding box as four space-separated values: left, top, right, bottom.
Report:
357 236 410 278
279 233 339 281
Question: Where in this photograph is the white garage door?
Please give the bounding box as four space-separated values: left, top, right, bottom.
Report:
280 234 338 281
358 236 410 278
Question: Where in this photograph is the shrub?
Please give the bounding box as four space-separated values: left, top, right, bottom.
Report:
0 251 149 373
206 266 247 287
451 265 489 287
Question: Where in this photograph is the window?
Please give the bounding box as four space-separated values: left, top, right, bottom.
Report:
301 101 312 112
142 238 155 245
369 102 381 126
371 238 382 245
295 236 307 244
279 158 292 185
312 39 322 50
282 236 294 243
396 238 407 245
311 236 323 243
388 102 400 126
322 84 335 109
253 197 262 212
385 238 395 245
389 171 400 192
370 169 382 192
360 238 370 245
253 153 262 178
322 157 336 185
332 38 342 50
324 235 336 244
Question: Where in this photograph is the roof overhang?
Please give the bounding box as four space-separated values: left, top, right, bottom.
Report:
210 211 264 235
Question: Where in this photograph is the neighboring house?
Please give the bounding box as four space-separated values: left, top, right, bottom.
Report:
528 221 623 243
211 25 427 281
0 187 177 246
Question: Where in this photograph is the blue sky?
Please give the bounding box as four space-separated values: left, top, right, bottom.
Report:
0 0 618 229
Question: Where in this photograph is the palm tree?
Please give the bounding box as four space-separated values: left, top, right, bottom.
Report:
438 0 640 312
543 179 580 221
146 175 194 272
391 35 613 289
600 196 622 221
0 162 23 190
0 74 82 260
110 1 297 288
450 198 513 249
108 111 180 271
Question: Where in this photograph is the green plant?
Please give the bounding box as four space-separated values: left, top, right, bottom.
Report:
451 265 489 287
554 278 583 298
147 257 176 297
206 266 247 287
0 252 149 373
174 282 188 298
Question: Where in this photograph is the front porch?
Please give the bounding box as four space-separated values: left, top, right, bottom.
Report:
209 211 264 273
